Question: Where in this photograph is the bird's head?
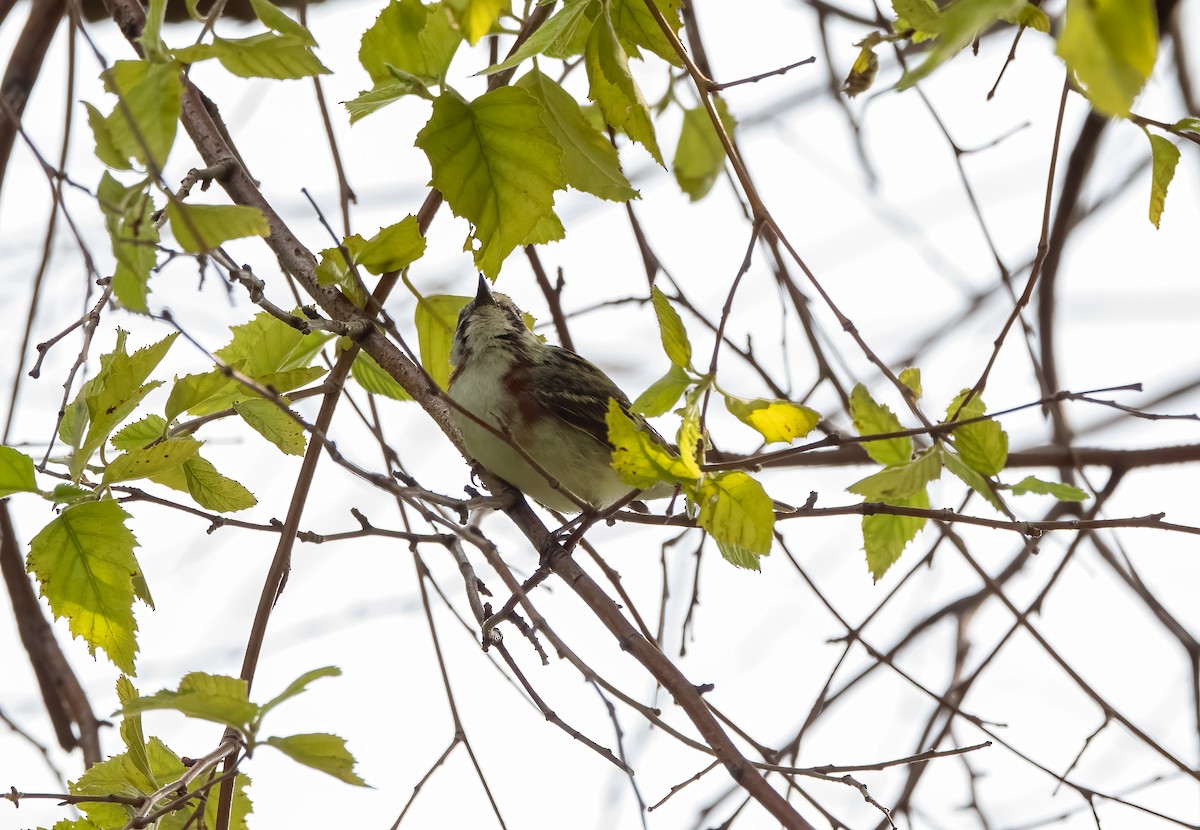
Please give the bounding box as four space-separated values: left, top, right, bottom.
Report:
449 274 539 369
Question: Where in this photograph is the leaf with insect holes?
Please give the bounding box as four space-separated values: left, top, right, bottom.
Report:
102 437 202 484
606 400 699 489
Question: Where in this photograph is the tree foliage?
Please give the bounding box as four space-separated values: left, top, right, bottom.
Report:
1 0 1198 828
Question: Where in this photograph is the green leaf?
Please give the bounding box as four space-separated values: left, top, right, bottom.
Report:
260 666 342 716
943 449 1006 513
649 286 691 368
210 33 330 79
356 215 427 274
1174 117 1200 135
265 733 368 786
0 446 38 497
416 86 566 278
249 0 317 45
606 399 699 488
610 0 683 66
28 500 142 673
234 399 306 456
151 455 257 512
481 0 598 74
1011 475 1089 501
898 367 922 399
165 365 238 421
863 488 929 581
414 293 470 390
724 395 820 444
103 437 202 484
71 737 252 830
447 0 509 44
892 0 943 35
68 331 178 482
695 471 774 570
350 350 412 400
207 311 329 410
1147 133 1180 229
344 82 425 122
121 672 259 732
945 390 1008 475
897 0 1025 90
166 202 269 254
848 383 911 467
48 483 94 505
359 0 461 86
1002 1 1050 32
673 98 737 201
585 5 663 164
86 102 133 171
98 173 159 314
631 364 690 416
70 750 145 828
848 445 942 501
113 414 169 451
675 386 703 476
516 69 637 202
97 60 182 171
138 0 168 59
1056 0 1158 116
116 677 155 788
315 243 369 307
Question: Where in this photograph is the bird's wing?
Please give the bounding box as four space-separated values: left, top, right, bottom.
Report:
529 347 669 449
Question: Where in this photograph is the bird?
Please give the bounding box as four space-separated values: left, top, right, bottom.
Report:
448 275 672 513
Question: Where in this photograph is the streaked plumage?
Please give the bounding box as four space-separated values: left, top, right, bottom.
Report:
448 276 668 512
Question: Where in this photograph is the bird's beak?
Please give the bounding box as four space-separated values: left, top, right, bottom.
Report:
475 274 496 306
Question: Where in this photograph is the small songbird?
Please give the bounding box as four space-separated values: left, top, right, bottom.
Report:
448 275 670 513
